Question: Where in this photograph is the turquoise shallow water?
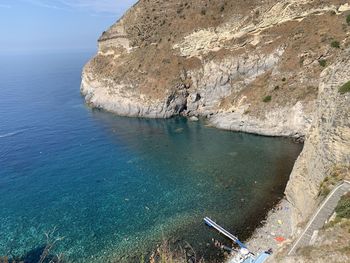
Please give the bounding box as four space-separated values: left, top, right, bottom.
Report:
0 52 302 262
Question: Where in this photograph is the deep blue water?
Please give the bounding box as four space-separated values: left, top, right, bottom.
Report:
0 52 302 262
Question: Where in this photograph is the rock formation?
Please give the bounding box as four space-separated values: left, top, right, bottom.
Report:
82 0 349 138
286 49 350 233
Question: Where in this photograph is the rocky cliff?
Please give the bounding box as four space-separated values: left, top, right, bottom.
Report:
285 48 350 233
82 0 349 138
81 0 350 258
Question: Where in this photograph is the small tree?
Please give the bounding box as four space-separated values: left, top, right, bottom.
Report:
331 40 340 48
335 194 350 219
319 59 327 67
339 80 350 94
263 95 272 103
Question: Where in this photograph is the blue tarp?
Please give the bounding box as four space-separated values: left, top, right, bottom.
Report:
253 252 270 263
241 253 270 263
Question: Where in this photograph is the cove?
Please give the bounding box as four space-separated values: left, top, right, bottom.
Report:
0 52 302 262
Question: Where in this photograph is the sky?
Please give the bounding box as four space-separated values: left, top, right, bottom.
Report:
0 0 137 52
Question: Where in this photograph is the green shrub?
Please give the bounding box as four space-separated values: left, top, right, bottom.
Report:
335 194 350 219
331 40 340 48
318 166 349 197
319 180 331 197
339 80 350 94
319 59 327 67
263 95 272 102
347 14 350 25
324 216 341 229
282 77 286 82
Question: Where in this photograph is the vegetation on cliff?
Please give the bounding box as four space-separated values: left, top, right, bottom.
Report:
147 241 205 263
335 193 350 219
339 80 350 94
319 166 350 197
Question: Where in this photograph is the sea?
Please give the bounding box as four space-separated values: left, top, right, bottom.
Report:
0 51 302 262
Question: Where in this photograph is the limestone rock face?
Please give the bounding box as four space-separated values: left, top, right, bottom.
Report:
286 50 350 233
209 101 313 138
82 0 350 138
81 69 188 118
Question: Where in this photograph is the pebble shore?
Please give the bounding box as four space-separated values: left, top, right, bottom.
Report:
246 199 293 255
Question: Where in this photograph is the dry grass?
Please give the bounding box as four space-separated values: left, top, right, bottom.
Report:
296 217 350 261
148 240 205 263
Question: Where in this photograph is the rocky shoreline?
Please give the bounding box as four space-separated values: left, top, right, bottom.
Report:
245 199 293 257
81 71 312 141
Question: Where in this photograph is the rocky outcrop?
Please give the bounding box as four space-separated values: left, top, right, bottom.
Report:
208 101 313 138
81 70 188 118
285 49 350 234
185 47 286 117
82 0 350 138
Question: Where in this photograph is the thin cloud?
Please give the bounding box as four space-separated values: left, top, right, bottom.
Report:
21 0 137 13
60 0 138 13
0 4 12 8
21 0 63 9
